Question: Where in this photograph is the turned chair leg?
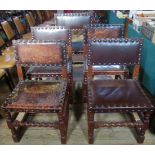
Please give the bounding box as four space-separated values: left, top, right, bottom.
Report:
137 127 145 144
137 112 151 144
6 112 19 142
58 112 67 144
88 111 94 144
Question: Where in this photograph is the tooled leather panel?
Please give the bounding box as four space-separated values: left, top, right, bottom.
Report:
88 28 121 39
56 15 91 29
32 28 69 41
16 44 63 65
6 81 67 109
89 40 141 65
89 79 153 108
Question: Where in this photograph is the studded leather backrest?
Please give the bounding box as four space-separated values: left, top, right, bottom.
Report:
13 17 25 34
88 39 143 66
1 21 15 40
13 40 67 66
31 26 71 45
55 13 92 29
87 24 124 39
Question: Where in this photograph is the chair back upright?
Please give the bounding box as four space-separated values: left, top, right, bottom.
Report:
31 26 72 58
87 38 143 79
55 13 93 52
87 24 124 40
13 40 68 80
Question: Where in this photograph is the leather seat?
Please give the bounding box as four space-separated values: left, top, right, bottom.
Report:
89 79 153 110
6 80 67 110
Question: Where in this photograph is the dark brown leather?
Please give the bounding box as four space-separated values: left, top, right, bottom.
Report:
88 79 153 110
55 13 91 29
31 26 71 44
5 80 67 110
88 39 143 65
87 24 124 39
13 40 66 66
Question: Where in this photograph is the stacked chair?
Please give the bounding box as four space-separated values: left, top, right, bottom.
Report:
55 12 93 63
83 24 128 102
30 26 73 95
0 11 154 144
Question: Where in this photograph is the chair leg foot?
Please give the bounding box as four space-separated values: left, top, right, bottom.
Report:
136 125 146 144
137 135 145 144
58 112 67 144
88 137 94 144
12 134 20 142
88 112 94 144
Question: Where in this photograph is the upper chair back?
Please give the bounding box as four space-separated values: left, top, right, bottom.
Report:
13 16 25 35
87 24 124 40
88 38 143 66
55 13 92 52
55 13 92 29
1 21 15 41
31 26 72 57
31 26 71 44
13 40 67 68
87 38 143 78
